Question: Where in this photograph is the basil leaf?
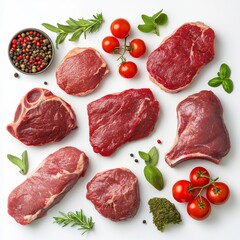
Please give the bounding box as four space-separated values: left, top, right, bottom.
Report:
222 79 233 93
144 165 164 190
138 24 155 33
7 150 28 175
152 9 163 19
141 14 155 24
148 146 159 166
219 63 231 79
138 151 150 162
208 77 223 87
155 13 168 25
42 23 62 33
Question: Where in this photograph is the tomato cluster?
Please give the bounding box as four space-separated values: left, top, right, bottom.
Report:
102 18 146 79
172 166 230 221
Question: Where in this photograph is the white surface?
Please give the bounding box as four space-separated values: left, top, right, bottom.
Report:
0 0 240 239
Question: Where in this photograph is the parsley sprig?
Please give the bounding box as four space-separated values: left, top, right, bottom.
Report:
208 63 234 93
138 9 168 36
42 13 103 49
53 210 94 235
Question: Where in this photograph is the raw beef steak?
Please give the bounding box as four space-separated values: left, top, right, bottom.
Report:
86 168 140 221
7 88 77 146
8 146 89 225
147 22 215 92
165 90 230 167
87 88 160 156
56 47 109 96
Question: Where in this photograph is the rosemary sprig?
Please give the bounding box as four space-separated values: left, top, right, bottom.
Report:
53 210 94 235
7 150 28 175
42 13 103 49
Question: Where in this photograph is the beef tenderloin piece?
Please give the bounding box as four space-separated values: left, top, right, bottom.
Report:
165 90 230 167
56 47 109 96
87 88 160 156
7 88 77 146
8 146 89 225
147 22 215 93
86 168 140 221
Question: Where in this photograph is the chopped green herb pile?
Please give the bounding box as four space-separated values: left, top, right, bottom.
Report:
208 63 234 93
42 13 103 49
138 9 168 36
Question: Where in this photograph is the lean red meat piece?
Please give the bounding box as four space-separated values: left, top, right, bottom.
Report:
165 90 230 167
56 47 109 96
86 168 140 221
87 88 160 156
8 146 89 225
7 88 77 146
147 22 215 92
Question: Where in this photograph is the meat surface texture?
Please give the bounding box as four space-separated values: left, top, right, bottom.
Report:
147 22 215 92
56 47 109 96
87 88 160 156
86 168 140 221
7 88 77 146
165 90 230 167
8 146 89 225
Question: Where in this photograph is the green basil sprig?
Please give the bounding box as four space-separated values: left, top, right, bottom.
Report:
208 63 234 93
7 150 28 175
138 9 168 36
138 146 164 190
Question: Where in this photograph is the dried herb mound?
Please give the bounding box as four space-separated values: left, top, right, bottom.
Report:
148 197 182 232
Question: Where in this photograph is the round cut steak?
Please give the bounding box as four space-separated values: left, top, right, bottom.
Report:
86 168 140 221
7 88 77 146
147 22 215 92
56 47 109 96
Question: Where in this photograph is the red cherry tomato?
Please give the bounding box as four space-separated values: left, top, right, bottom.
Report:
206 182 230 205
172 180 195 203
110 18 131 39
119 61 137 78
102 36 120 53
187 196 211 221
129 39 146 58
189 166 210 187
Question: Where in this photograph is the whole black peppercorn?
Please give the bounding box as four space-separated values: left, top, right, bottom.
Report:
14 72 19 78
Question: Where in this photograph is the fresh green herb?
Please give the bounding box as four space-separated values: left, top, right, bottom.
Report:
208 63 234 93
42 13 103 49
53 209 94 235
138 146 164 190
7 150 28 175
148 197 182 232
138 9 168 36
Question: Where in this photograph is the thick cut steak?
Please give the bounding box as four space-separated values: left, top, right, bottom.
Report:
87 88 160 156
8 146 89 225
86 168 140 221
7 88 77 146
165 90 230 167
147 22 215 92
56 47 109 96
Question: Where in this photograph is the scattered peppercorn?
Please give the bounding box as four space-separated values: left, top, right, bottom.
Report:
9 29 54 74
130 153 134 157
14 72 19 78
142 220 147 224
44 81 48 85
157 139 162 144
134 159 139 163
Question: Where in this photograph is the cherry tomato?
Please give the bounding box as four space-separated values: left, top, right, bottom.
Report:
172 180 195 203
119 61 137 78
187 196 211 221
110 18 131 39
129 39 146 58
189 166 210 187
206 182 230 205
102 36 120 53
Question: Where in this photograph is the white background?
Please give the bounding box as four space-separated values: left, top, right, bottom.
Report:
0 0 239 239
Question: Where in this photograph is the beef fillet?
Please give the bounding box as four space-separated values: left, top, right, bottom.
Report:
165 90 230 167
147 22 215 92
